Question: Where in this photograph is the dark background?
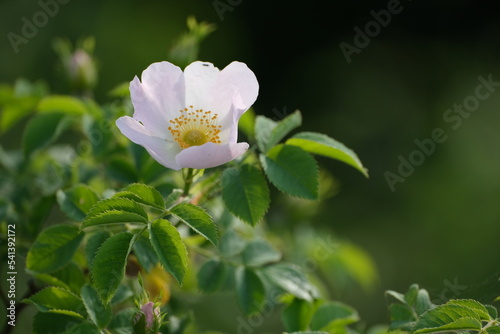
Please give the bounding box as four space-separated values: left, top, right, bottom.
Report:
1 0 500 330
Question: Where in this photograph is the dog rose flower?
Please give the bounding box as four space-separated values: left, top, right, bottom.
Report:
116 60 258 170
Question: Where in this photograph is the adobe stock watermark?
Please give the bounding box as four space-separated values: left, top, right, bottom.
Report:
431 277 467 305
271 106 288 121
7 0 71 54
235 235 339 334
213 0 243 21
339 0 411 64
384 74 500 192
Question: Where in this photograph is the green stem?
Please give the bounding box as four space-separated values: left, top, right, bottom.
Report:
481 320 499 333
183 168 195 196
131 225 148 245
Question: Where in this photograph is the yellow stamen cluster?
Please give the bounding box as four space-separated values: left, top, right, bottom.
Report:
168 105 222 149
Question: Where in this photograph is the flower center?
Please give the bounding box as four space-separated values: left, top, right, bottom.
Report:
168 106 222 149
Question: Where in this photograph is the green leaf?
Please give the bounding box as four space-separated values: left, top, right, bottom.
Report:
26 224 83 273
114 183 165 210
22 112 70 157
238 108 256 139
414 301 490 334
24 287 86 318
388 303 415 331
38 95 87 115
170 202 218 246
414 317 482 334
235 266 265 315
255 115 278 153
85 230 111 267
415 289 433 315
260 144 318 200
51 262 86 295
286 132 368 177
255 110 302 153
404 284 420 306
91 232 134 302
265 110 302 151
282 298 314 332
33 312 84 334
446 299 492 320
310 302 359 331
219 230 246 257
82 197 148 228
197 259 227 294
0 87 39 133
263 263 317 302
149 219 188 284
485 305 498 319
133 236 159 273
86 197 148 220
33 273 72 292
82 210 148 228
108 81 130 97
57 184 99 221
81 285 112 329
386 290 407 305
242 240 281 267
221 164 270 226
488 325 500 334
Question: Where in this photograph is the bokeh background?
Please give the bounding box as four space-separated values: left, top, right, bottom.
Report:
1 0 500 331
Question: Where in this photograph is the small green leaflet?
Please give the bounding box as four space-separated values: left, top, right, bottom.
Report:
413 299 498 334
91 232 134 303
310 302 359 331
23 286 86 319
286 132 368 177
260 144 319 200
37 95 88 115
282 298 315 332
222 165 270 226
263 263 317 302
238 107 256 139
170 202 218 246
81 285 112 329
149 219 189 285
242 240 281 267
22 112 71 157
56 184 99 221
114 183 165 210
235 266 265 315
49 262 86 295
82 197 148 228
85 230 111 268
133 236 159 273
197 259 227 294
26 224 83 274
255 110 302 153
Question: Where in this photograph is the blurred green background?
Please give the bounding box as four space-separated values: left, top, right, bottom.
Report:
1 0 500 331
